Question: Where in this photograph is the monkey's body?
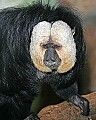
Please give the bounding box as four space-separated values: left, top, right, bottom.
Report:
0 3 89 120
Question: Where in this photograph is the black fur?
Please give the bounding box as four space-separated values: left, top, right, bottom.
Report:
0 3 89 120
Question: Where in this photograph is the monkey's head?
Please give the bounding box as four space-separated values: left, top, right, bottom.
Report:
30 20 76 73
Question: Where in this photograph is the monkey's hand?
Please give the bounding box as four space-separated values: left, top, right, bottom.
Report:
69 94 90 116
24 113 40 120
53 82 90 116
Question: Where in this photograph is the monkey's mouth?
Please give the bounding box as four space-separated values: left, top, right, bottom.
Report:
44 59 61 71
45 62 58 72
44 61 58 73
49 64 58 71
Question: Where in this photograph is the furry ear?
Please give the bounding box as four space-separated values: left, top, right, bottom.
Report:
72 27 75 35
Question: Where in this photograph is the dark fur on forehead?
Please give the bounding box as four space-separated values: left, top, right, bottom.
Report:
0 3 85 87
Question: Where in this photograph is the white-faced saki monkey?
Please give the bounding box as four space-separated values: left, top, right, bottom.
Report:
0 1 90 120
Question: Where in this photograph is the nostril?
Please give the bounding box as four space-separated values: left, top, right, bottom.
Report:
51 58 56 62
46 60 56 65
46 57 55 62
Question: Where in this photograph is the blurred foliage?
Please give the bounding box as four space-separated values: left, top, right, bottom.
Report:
19 0 59 7
0 0 59 8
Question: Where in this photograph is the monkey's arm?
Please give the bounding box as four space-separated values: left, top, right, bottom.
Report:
52 82 90 116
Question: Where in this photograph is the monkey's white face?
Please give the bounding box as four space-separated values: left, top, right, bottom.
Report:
30 21 76 73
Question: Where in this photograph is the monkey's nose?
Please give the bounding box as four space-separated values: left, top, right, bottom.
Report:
43 47 61 70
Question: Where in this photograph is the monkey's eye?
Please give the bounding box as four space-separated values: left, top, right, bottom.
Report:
40 43 62 49
54 44 62 49
40 43 47 49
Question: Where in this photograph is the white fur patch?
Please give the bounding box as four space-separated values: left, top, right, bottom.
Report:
30 21 52 72
51 21 76 73
30 21 76 73
30 21 51 49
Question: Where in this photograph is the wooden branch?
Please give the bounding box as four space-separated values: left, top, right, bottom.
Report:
38 93 96 120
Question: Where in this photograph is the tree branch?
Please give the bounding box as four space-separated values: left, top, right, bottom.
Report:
38 92 96 120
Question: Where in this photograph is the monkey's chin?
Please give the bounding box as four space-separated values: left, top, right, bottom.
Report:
40 69 58 74
51 69 58 74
